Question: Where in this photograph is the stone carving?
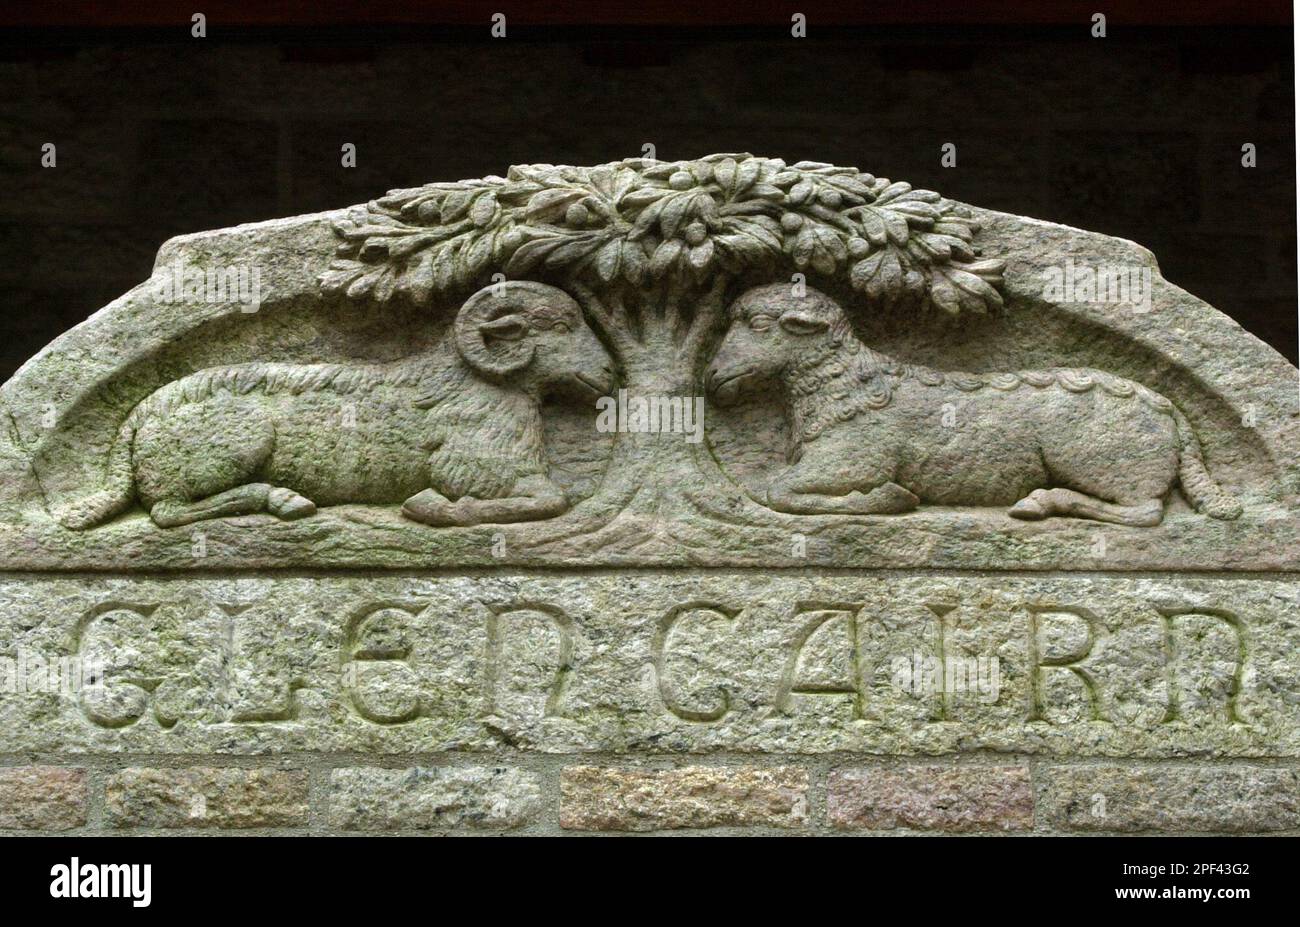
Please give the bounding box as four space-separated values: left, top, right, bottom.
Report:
0 573 1293 755
0 154 1296 838
0 154 1294 570
53 281 613 529
316 155 1007 530
707 284 1242 526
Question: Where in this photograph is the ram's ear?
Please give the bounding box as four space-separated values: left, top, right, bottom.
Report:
478 313 528 341
778 310 830 335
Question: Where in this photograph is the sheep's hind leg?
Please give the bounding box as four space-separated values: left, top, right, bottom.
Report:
767 480 920 515
402 476 567 527
266 487 316 520
150 483 315 528
151 483 273 527
401 487 459 526
1008 488 1163 527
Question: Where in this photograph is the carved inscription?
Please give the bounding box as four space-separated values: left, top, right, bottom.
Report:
1159 608 1247 725
342 603 424 724
62 586 1255 743
1027 606 1108 723
653 601 739 722
774 603 865 719
76 597 312 728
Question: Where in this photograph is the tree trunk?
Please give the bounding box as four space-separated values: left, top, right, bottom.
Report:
520 281 781 557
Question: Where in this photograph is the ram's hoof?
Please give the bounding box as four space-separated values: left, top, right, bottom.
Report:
1008 491 1049 521
401 489 459 526
267 487 316 520
864 482 920 514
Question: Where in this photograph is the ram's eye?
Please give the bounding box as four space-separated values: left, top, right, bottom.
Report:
749 315 775 332
554 323 572 334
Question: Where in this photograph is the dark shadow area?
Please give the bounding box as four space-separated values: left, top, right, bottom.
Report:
0 18 1294 377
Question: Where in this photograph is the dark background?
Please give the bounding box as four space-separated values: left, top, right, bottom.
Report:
0 1 1294 379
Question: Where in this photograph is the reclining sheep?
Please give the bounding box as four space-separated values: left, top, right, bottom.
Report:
53 281 615 529
705 284 1241 527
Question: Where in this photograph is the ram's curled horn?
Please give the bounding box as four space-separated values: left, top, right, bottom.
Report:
453 280 575 378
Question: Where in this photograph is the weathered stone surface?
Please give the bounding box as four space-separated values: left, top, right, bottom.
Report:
1038 765 1300 833
560 765 808 831
105 767 309 828
0 156 1296 836
0 573 1294 757
828 765 1033 831
328 766 542 830
0 766 87 831
0 157 1292 571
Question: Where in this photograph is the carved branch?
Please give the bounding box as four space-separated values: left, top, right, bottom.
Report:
607 290 629 332
322 156 1009 321
568 279 636 353
681 274 729 362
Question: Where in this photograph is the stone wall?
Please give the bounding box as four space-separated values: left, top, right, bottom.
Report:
0 26 1294 382
5 761 1297 835
2 573 1297 836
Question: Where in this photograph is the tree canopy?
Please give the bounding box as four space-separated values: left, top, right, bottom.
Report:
320 153 1005 318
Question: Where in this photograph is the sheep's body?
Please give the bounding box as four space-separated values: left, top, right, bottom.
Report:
884 373 1177 507
132 362 445 508
54 345 548 529
786 359 1189 516
708 284 1242 526
53 281 611 530
137 351 544 504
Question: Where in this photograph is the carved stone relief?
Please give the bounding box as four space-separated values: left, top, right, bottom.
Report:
0 155 1296 837
0 155 1293 569
53 280 613 530
707 283 1240 526
0 573 1293 756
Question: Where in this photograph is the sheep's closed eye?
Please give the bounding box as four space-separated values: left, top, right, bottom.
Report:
749 315 776 332
779 312 829 335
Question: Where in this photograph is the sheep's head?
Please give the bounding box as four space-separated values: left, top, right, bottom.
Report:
706 284 851 406
454 281 615 401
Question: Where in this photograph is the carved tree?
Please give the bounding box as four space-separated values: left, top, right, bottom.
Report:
320 154 1005 536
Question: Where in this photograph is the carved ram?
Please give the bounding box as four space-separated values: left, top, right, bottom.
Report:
705 284 1241 526
53 281 615 529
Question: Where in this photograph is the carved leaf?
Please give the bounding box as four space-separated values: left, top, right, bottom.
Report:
461 232 495 278
621 241 648 284
650 238 685 277
404 251 435 304
593 238 622 283
525 188 587 222
546 232 611 269
929 262 1006 314
503 232 566 275
850 248 904 303
316 155 1005 327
